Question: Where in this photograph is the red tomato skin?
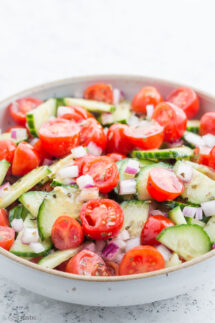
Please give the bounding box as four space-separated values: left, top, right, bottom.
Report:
141 215 174 246
152 102 187 142
209 146 215 169
59 106 92 123
200 112 215 136
0 226 15 250
106 124 134 155
33 139 52 164
80 199 124 240
80 118 106 152
167 87 200 119
12 142 40 176
51 216 84 250
0 209 9 227
119 245 165 275
132 86 163 114
66 250 107 276
39 119 80 158
106 153 126 162
84 83 113 104
9 98 43 125
73 155 96 176
0 140 16 163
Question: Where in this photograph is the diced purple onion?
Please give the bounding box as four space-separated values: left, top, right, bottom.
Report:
110 238 126 249
83 242 96 253
114 252 124 264
102 242 119 261
195 207 203 220
21 228 39 245
125 237 140 252
10 128 27 141
30 242 45 254
167 139 184 148
150 209 165 216
125 159 140 175
117 230 130 241
87 142 102 156
0 182 11 198
11 218 24 232
156 245 172 262
146 104 154 120
76 174 95 190
183 206 198 218
42 158 53 166
212 244 215 249
201 200 215 217
101 113 114 125
58 165 79 179
71 146 87 158
119 179 136 195
113 88 125 105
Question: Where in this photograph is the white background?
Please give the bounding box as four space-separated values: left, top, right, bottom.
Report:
0 0 215 322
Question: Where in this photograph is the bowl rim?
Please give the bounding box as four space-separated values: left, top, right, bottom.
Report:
1 73 215 282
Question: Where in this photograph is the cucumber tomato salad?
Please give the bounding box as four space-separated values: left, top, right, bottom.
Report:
0 83 215 277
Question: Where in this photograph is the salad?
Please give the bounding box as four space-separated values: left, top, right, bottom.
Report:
0 82 215 277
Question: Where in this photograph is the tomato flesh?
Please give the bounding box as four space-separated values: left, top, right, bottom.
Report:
106 124 134 155
0 209 9 227
73 155 96 176
200 112 215 136
0 226 15 250
59 106 92 123
84 83 113 104
80 199 124 240
12 142 40 176
132 86 163 114
33 139 52 165
209 146 215 170
80 118 106 152
0 140 16 163
119 245 165 275
147 168 184 201
9 98 43 125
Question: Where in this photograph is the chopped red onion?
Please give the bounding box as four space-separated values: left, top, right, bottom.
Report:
83 242 96 253
183 206 198 218
71 146 87 158
125 237 140 252
113 88 125 105
11 218 24 232
125 159 140 175
30 242 45 254
110 238 126 249
76 174 95 189
201 200 215 217
117 230 130 241
202 134 215 147
87 142 102 156
0 182 11 198
57 106 73 117
102 242 119 261
175 163 193 183
101 113 114 125
42 158 53 166
21 228 39 245
146 105 154 120
166 139 184 148
78 187 99 202
11 128 27 141
150 209 165 216
114 252 124 264
119 179 136 195
212 244 215 249
156 245 172 262
195 207 203 220
58 166 79 179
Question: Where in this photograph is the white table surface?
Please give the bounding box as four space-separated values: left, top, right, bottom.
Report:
1 0 215 322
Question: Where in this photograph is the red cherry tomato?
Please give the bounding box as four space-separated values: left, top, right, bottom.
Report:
82 156 119 193
51 216 84 250
106 124 134 155
141 215 174 246
152 102 187 142
39 119 80 158
167 87 200 119
9 98 43 125
80 199 124 240
84 83 113 104
200 112 215 136
30 257 42 264
66 249 107 276
73 154 96 176
197 146 211 166
80 118 106 152
119 245 165 275
124 121 164 150
106 153 126 162
12 142 40 176
105 261 119 276
33 139 52 164
59 106 93 123
0 140 16 163
147 168 184 202
0 209 9 227
209 146 215 169
132 86 163 114
0 226 15 250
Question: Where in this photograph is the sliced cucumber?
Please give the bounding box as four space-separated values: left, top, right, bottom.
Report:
183 131 203 148
174 161 215 204
64 98 115 113
157 224 211 260
100 101 131 125
186 217 205 227
0 130 28 144
165 253 182 268
38 186 82 240
120 200 149 237
204 216 215 243
0 166 51 209
38 246 82 269
0 159 10 185
169 206 187 225
186 120 200 134
164 200 200 209
132 146 193 160
19 191 47 218
184 161 215 181
9 205 28 224
26 98 57 136
10 214 52 257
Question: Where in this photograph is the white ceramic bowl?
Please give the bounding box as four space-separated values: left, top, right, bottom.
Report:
0 75 215 307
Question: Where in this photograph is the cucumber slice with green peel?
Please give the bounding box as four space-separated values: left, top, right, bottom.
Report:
157 224 211 260
185 218 205 227
204 216 215 243
183 131 203 148
26 98 57 136
0 159 10 185
9 205 28 224
186 120 200 133
120 200 149 238
38 186 82 240
174 161 215 204
10 214 52 257
99 101 131 125
19 191 47 218
164 200 200 209
132 146 193 160
184 161 215 181
165 253 182 268
0 166 51 209
169 206 187 225
38 246 82 269
64 98 115 113
0 131 28 144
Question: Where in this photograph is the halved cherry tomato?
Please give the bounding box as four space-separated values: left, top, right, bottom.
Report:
119 245 165 275
0 140 16 163
30 257 42 264
56 259 70 272
84 83 113 104
0 209 9 227
33 139 52 164
59 106 93 123
141 215 174 246
200 112 215 136
105 261 119 276
152 102 187 142
39 119 80 158
106 153 126 162
124 121 164 150
0 226 15 250
80 199 124 240
80 118 106 152
167 87 200 119
82 156 119 193
8 98 43 125
66 249 107 276
197 146 211 166
51 216 84 250
209 146 215 170
132 86 163 114
147 168 184 201
106 124 134 155
12 142 40 176
73 154 96 176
